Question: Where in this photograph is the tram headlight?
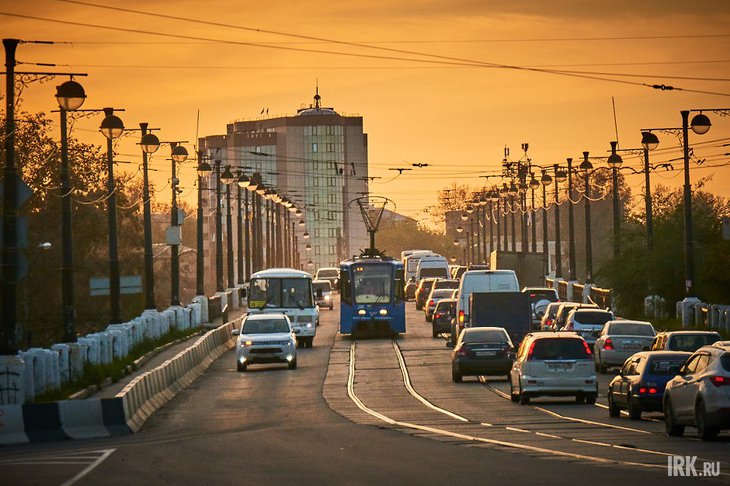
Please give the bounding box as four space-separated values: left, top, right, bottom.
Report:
358 309 367 316
379 309 388 316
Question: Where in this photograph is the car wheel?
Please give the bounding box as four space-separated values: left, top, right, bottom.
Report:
451 364 462 383
518 382 530 405
307 337 314 348
237 361 246 372
585 393 597 405
664 398 685 437
288 358 297 370
432 327 438 338
509 379 519 403
608 392 621 417
628 395 642 420
696 400 719 441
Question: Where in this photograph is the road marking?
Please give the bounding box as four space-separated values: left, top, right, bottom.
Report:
61 449 115 486
392 341 469 423
347 343 669 471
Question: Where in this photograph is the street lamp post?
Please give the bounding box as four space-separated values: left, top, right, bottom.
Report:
139 125 160 311
607 141 624 259
566 158 577 281
56 79 86 341
640 131 659 252
540 170 551 276
170 143 188 307
221 166 236 290
530 175 539 253
99 108 125 324
196 153 212 296
580 152 593 283
214 159 224 293
553 165 566 278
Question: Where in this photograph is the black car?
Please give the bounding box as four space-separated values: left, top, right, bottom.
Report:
451 327 514 382
432 299 456 338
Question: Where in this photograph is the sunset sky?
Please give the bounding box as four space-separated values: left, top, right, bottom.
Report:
3 0 730 223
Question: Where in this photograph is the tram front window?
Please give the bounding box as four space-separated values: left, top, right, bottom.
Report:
353 264 392 304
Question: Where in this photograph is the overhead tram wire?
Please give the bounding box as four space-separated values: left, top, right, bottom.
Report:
9 7 728 97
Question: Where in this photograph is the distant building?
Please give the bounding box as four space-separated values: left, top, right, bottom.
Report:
199 89 369 275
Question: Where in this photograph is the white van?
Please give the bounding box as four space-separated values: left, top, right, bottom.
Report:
456 269 519 329
416 255 449 281
404 250 437 282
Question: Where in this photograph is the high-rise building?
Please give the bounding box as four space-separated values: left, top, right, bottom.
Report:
199 89 369 276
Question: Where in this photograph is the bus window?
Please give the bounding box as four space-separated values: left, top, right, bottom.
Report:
249 278 282 308
394 268 405 302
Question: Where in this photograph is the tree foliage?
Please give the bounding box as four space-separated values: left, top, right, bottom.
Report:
2 109 147 347
376 217 457 261
596 185 730 317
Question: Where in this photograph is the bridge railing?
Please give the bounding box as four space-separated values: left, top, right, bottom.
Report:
545 277 612 310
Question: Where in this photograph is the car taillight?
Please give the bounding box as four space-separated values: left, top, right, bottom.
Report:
526 341 536 360
582 340 593 355
457 345 469 356
458 310 465 323
434 312 442 319
429 300 435 307
709 376 729 387
638 386 658 395
603 338 614 350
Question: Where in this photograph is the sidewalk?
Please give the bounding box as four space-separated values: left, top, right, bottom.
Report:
90 306 248 400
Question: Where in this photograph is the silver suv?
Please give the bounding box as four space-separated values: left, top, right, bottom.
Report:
510 332 598 405
663 343 730 441
232 313 298 371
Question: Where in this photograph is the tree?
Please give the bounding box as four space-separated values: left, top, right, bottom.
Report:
2 109 145 346
377 218 456 261
596 184 730 317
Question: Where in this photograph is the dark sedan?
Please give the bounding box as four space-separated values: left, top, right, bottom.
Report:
607 351 691 420
432 299 456 338
451 327 514 382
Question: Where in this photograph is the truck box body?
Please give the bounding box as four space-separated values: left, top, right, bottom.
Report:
469 291 531 345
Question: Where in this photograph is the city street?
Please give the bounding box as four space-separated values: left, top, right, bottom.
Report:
1 298 726 484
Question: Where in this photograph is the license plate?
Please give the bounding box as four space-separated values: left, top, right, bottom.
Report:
622 343 641 349
547 363 572 371
476 351 496 357
293 329 300 334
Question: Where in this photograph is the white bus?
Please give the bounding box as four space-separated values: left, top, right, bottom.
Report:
247 268 318 347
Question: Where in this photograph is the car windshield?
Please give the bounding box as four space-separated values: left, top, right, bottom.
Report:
242 318 290 334
721 354 730 371
434 280 459 289
526 290 558 302
249 277 313 309
609 323 655 336
646 358 686 376
532 339 589 360
573 311 613 326
317 269 338 278
431 289 453 299
354 263 392 304
668 334 720 352
463 329 509 344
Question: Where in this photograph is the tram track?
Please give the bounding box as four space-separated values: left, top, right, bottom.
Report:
343 338 729 476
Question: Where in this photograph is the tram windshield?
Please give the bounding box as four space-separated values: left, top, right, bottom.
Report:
249 277 313 309
353 264 392 304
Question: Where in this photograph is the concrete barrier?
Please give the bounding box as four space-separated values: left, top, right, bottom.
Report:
50 344 70 384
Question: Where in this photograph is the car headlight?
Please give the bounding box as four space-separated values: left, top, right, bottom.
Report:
379 309 388 316
358 309 367 316
324 295 331 301
240 340 253 347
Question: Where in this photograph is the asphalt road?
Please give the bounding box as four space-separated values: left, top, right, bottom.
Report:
1 297 725 485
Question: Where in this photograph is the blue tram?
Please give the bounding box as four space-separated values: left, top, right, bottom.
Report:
339 256 406 335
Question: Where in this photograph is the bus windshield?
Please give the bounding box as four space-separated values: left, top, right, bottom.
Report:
353 264 393 304
249 278 313 309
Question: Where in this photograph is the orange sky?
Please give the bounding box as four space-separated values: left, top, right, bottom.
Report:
3 0 730 223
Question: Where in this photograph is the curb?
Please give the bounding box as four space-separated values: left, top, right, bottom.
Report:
0 319 240 446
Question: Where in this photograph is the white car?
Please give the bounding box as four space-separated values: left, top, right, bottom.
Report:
663 343 730 441
594 320 656 373
232 313 297 371
510 332 598 404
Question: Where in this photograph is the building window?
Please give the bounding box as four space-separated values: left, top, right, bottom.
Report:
312 143 318 152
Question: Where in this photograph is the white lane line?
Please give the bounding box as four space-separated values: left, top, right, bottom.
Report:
392 341 469 423
480 379 652 435
346 344 668 471
505 427 530 433
60 449 115 486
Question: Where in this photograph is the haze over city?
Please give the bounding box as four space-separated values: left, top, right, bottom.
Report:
3 0 730 221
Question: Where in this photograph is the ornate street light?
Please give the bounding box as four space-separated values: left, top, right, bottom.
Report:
580 152 593 283
220 165 236 185
196 155 212 296
140 128 160 312
56 79 87 342
608 141 623 257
